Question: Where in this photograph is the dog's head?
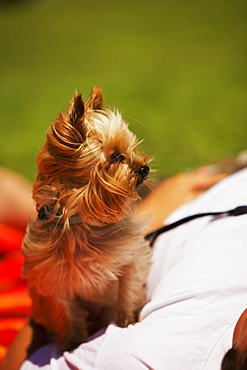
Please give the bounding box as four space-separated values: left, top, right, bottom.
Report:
34 85 150 225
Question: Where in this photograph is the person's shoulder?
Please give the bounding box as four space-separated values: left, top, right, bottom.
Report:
167 168 247 224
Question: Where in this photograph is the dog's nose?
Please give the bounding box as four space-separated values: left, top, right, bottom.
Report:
136 165 150 180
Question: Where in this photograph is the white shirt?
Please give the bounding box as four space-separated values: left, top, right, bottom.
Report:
21 169 247 370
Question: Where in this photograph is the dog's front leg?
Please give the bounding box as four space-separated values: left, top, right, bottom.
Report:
30 291 90 351
29 290 71 345
116 262 145 327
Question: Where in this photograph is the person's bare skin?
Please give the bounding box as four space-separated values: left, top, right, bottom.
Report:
0 168 34 232
138 167 226 232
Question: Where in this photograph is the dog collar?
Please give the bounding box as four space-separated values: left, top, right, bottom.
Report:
37 205 82 225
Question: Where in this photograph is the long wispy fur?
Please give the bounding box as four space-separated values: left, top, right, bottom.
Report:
22 85 151 351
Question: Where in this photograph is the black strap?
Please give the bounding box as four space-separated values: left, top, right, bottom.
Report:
37 205 82 225
145 206 247 246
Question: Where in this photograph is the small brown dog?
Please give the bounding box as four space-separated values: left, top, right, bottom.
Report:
22 85 151 351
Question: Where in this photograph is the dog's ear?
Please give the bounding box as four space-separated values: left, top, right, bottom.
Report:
67 92 85 131
86 85 104 111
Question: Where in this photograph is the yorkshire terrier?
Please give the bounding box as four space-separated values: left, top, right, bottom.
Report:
22 85 151 351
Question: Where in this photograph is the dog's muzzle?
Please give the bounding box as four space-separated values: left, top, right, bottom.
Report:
136 165 150 181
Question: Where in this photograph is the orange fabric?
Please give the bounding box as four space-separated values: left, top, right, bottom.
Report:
0 224 30 362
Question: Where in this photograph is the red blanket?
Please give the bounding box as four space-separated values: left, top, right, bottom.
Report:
0 224 31 361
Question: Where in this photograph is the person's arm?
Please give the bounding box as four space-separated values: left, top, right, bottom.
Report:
0 167 34 232
0 319 47 370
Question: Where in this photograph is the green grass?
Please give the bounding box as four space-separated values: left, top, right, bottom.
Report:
0 0 246 180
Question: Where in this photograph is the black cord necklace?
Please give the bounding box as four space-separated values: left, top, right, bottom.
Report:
145 206 247 246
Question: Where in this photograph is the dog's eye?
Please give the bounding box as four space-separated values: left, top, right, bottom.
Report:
110 152 125 163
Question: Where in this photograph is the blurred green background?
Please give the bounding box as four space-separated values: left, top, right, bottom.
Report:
0 0 246 181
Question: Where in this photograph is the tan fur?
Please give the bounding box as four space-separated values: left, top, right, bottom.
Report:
22 85 151 351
